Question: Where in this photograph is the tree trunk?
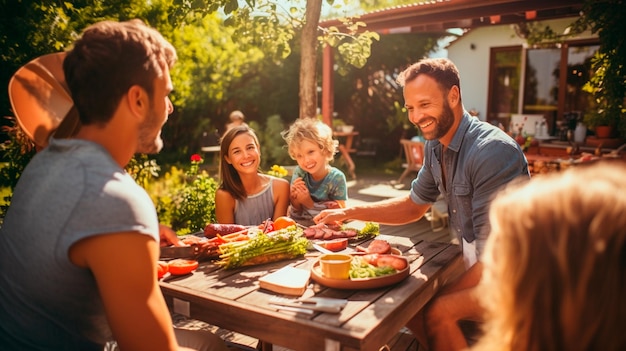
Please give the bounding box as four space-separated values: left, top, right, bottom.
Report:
299 0 322 119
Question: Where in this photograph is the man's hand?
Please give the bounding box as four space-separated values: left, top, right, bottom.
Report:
314 208 349 224
159 224 184 247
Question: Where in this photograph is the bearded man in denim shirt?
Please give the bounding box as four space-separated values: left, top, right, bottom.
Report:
314 57 529 351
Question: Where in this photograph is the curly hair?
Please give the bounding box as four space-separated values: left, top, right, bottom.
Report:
473 160 626 351
281 117 338 163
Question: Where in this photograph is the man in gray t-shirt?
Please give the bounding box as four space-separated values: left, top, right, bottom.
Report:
0 20 226 351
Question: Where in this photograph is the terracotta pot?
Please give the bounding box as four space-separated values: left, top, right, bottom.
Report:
595 125 612 139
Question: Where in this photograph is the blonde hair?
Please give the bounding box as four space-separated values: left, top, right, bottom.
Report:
281 118 338 163
473 160 626 351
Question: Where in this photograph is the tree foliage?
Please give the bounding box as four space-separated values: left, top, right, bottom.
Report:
332 32 444 155
359 0 424 12
1 0 382 152
162 12 267 153
575 0 626 138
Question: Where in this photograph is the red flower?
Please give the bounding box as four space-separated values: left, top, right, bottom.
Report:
190 154 203 163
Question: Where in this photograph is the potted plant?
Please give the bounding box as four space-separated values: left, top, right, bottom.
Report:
580 50 622 139
574 2 626 140
583 109 613 139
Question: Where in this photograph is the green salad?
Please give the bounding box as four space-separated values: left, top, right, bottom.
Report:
349 256 396 279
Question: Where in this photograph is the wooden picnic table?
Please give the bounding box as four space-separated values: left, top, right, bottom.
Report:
160 233 464 351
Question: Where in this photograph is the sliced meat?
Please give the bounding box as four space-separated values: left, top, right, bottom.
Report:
306 223 357 241
341 229 357 238
331 231 346 238
326 222 343 231
313 228 326 239
367 239 392 254
322 228 335 239
304 227 317 238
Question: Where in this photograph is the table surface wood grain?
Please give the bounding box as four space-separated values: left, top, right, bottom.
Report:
160 232 464 351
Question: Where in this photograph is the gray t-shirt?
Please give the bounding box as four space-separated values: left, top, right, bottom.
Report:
234 178 275 226
0 138 159 350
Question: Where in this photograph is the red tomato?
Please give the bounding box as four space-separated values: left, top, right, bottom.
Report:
168 259 199 276
273 216 296 230
320 238 348 252
157 261 169 279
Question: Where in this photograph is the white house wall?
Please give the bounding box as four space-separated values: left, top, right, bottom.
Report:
446 17 596 122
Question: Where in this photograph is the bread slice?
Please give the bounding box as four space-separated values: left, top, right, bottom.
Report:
259 266 311 296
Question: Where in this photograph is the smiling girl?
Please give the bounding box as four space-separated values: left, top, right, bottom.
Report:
281 118 347 226
215 126 290 225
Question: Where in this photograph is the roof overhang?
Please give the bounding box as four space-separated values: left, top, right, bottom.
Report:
320 0 584 33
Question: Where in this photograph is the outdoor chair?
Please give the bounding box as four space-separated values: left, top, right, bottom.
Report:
397 139 424 184
424 196 449 233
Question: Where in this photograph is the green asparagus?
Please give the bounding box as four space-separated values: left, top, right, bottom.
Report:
217 226 309 269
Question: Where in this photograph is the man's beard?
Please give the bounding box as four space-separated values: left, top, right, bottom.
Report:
137 107 164 154
422 100 455 140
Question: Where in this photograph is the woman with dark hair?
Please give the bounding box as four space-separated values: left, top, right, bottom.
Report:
215 125 290 225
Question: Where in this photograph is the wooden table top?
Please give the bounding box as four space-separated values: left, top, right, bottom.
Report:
160 233 464 351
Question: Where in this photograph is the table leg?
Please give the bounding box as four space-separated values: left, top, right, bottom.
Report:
338 144 356 179
324 338 341 351
255 340 273 351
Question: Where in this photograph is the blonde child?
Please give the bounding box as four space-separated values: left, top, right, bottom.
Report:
215 125 290 225
281 118 347 226
472 160 626 351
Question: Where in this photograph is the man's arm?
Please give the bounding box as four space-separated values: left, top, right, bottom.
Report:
69 232 181 351
314 195 431 225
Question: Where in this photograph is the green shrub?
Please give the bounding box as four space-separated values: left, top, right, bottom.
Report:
249 115 293 170
0 117 36 222
146 154 218 235
0 115 218 233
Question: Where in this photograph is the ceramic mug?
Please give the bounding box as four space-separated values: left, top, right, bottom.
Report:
319 254 353 280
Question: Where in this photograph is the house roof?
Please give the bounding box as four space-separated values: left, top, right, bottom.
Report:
320 0 584 33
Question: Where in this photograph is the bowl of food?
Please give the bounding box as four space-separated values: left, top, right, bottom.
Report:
318 253 353 280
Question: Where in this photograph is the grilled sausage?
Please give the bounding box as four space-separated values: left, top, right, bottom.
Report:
362 254 408 271
204 223 247 238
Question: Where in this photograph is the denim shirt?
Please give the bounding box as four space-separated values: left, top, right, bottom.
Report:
410 112 529 252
